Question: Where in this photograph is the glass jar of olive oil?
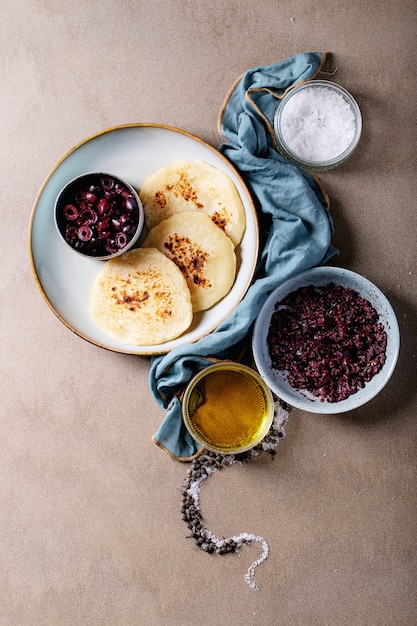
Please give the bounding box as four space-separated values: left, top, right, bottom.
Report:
182 362 274 454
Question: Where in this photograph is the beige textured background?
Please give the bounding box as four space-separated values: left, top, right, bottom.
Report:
1 1 416 624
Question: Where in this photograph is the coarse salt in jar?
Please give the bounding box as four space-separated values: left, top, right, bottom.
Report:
274 80 362 171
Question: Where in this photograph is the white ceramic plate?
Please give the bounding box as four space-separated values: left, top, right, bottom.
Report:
29 124 259 355
252 266 400 413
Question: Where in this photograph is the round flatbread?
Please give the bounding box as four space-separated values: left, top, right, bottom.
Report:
90 247 193 345
143 211 236 312
139 160 246 246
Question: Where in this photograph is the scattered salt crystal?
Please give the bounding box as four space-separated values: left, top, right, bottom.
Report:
280 85 356 162
181 402 289 592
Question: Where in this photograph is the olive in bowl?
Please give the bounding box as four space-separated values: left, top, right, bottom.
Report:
54 172 144 260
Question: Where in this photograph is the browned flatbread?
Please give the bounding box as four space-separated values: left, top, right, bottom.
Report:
90 247 193 345
139 160 246 246
143 211 236 312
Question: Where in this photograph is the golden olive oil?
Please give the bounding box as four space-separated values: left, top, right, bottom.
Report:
183 363 273 453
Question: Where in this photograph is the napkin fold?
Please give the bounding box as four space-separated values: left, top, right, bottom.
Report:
149 52 338 461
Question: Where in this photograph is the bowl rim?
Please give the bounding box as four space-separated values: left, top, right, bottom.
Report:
181 361 275 454
252 266 400 414
273 80 362 171
54 170 145 260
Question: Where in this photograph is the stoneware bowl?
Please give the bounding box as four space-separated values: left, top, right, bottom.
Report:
252 266 400 414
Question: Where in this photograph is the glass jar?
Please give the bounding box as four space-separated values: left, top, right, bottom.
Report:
274 80 362 172
182 362 274 454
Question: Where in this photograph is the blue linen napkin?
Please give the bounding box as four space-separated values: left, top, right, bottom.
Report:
149 52 338 460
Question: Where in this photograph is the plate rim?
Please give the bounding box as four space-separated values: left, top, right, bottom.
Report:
28 122 259 355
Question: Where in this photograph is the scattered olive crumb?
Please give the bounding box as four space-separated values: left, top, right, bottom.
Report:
180 398 290 590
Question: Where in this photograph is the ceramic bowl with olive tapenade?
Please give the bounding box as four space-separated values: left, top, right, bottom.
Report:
252 266 400 414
